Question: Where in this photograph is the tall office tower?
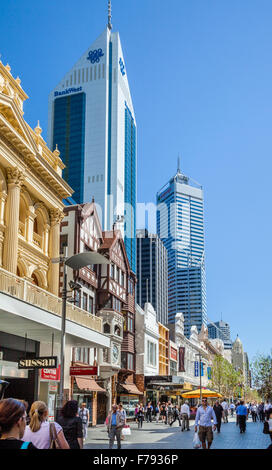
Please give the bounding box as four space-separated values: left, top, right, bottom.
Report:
48 2 137 272
136 229 168 325
156 163 207 337
208 320 232 349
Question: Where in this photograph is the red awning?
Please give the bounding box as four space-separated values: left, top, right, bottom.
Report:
74 377 106 392
121 383 143 395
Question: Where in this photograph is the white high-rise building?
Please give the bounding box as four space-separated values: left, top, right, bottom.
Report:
48 2 137 272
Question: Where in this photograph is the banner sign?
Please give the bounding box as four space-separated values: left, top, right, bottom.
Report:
41 365 60 381
194 361 199 377
70 366 98 376
178 347 185 372
18 356 58 369
207 367 212 380
170 347 177 361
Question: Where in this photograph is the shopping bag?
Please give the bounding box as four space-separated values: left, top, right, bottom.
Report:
193 431 201 449
122 425 131 436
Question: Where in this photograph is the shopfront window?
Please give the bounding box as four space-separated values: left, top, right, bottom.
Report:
119 394 139 418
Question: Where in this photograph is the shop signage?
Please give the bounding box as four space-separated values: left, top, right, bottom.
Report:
178 347 185 372
70 366 98 376
170 347 177 361
18 356 58 369
41 365 60 381
49 383 58 392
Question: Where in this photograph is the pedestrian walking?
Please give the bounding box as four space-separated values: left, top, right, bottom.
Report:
194 398 217 449
137 405 145 429
106 404 125 449
267 409 272 444
23 401 69 449
258 402 265 422
145 402 153 423
167 402 174 426
213 400 224 433
251 403 258 422
78 402 89 442
264 401 272 420
180 401 190 431
56 400 83 449
0 398 37 449
170 405 181 427
118 403 127 440
229 402 235 417
155 404 160 423
160 402 167 424
236 400 248 433
221 398 229 423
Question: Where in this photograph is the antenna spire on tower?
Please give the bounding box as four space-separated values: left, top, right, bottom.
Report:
108 0 112 30
177 154 181 173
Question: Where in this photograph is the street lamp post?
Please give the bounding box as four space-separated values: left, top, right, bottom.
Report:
195 352 202 403
52 249 110 411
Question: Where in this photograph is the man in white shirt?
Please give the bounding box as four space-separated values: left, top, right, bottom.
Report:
221 399 229 423
180 401 190 431
195 398 217 449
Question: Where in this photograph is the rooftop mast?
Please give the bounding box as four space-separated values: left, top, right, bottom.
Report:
108 0 112 30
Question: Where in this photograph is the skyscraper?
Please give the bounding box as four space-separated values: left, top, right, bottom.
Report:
157 164 207 336
208 320 232 349
48 2 137 272
136 229 168 325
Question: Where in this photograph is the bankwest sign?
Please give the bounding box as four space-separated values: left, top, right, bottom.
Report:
18 356 58 369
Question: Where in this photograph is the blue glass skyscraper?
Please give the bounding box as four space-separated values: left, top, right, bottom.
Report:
48 2 137 273
157 165 207 337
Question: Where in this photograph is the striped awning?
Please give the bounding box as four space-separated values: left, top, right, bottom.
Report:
120 383 143 395
75 377 106 392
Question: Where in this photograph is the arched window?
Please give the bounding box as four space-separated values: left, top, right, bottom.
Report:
103 323 110 334
114 325 121 336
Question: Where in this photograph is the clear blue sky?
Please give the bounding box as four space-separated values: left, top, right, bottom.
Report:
1 0 272 361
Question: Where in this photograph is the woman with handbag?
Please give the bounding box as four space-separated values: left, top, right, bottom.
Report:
23 401 69 449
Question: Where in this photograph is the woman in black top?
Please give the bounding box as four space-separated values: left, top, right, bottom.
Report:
56 400 83 449
0 398 36 449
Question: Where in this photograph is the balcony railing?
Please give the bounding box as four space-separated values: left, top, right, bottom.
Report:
0 267 102 333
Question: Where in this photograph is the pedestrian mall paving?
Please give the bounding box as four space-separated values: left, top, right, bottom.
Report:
84 416 271 450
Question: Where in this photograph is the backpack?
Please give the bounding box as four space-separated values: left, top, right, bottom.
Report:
20 441 30 449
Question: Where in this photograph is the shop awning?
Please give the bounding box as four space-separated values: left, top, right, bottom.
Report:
74 377 106 392
181 389 223 399
120 383 143 395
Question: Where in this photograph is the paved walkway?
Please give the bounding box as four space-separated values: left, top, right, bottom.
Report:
84 416 271 450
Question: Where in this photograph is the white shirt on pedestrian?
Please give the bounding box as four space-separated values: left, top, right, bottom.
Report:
180 404 190 417
221 401 228 411
195 405 217 427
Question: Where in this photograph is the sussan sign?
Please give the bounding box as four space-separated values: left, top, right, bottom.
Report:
18 356 58 369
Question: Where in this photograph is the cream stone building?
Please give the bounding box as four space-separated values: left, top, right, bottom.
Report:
0 61 110 414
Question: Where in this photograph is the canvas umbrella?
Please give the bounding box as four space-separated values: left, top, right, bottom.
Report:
181 389 223 399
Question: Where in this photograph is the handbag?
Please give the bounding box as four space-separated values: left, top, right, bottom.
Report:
263 421 270 435
122 425 131 436
49 422 61 449
193 431 202 449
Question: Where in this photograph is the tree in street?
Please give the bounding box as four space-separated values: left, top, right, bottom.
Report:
251 352 272 401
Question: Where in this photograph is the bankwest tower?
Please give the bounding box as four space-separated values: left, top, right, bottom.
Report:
48 2 137 272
